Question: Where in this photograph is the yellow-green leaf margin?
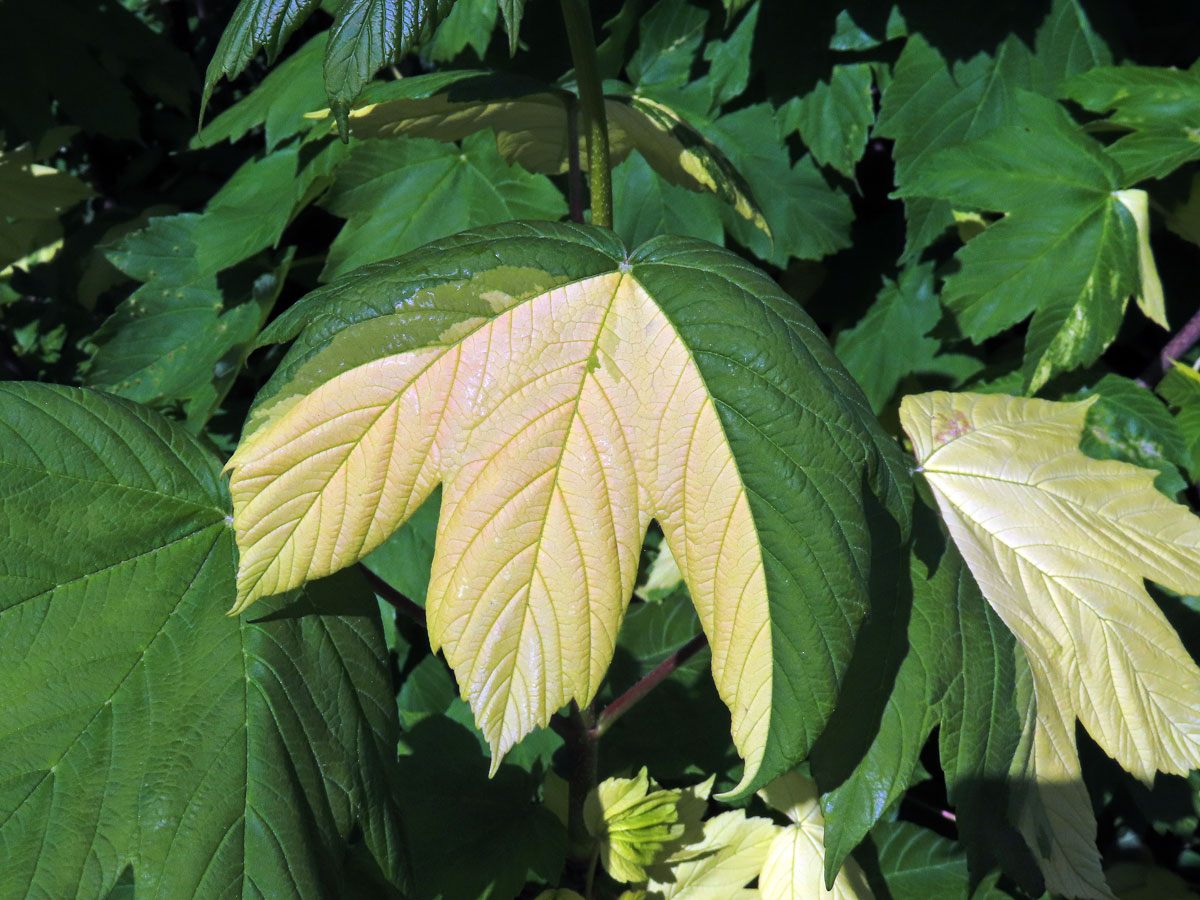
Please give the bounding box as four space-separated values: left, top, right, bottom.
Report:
225 222 910 795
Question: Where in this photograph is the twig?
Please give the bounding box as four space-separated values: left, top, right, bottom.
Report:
1137 304 1200 387
590 632 708 739
552 701 600 889
359 564 427 627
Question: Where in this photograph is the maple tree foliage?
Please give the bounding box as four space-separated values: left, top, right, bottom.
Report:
3 1 1200 900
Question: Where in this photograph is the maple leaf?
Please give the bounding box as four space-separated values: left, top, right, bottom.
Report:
900 391 1200 899
758 772 873 900
224 222 909 794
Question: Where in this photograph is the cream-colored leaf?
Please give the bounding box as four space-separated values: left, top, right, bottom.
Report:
757 772 873 900
646 810 778 900
227 273 772 781
900 391 1200 899
1113 189 1167 329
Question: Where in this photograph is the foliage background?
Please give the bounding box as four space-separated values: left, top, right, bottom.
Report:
4 0 1200 898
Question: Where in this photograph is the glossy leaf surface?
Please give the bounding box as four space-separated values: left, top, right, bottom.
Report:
226 222 910 794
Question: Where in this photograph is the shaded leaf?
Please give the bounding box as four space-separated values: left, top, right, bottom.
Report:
0 143 92 270
613 151 725 249
227 222 910 795
645 810 777 900
193 31 327 150
1158 361 1200 480
1062 64 1200 183
0 384 406 900
783 64 874 179
585 769 685 883
498 0 525 55
319 131 567 279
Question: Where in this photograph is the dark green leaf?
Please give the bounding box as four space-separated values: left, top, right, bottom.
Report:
498 0 525 55
1063 65 1200 183
1158 361 1200 480
835 262 946 413
0 384 406 899
865 822 977 900
1030 0 1111 95
430 0 499 61
85 215 286 425
612 150 725 248
699 0 759 113
783 63 874 179
875 34 1034 260
898 91 1140 391
707 104 853 264
319 132 567 279
627 0 707 96
397 715 565 900
829 9 882 51
1074 374 1191 497
818 509 1029 889
194 31 328 150
202 0 324 118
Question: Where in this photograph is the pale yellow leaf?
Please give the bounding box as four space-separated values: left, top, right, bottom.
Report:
227 274 772 783
757 772 873 900
1113 189 1167 329
585 768 685 883
645 810 778 900
900 391 1200 899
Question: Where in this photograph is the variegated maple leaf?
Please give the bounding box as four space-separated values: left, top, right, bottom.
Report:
225 222 909 793
900 391 1200 900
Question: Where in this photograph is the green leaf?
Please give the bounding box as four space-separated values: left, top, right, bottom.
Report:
193 32 328 150
783 63 874 179
335 75 770 241
364 485 441 605
627 0 708 97
225 221 912 796
835 262 949 413
193 141 346 271
1074 374 1192 498
0 383 405 899
396 714 565 900
498 0 524 55
898 91 1142 391
85 215 286 425
1158 361 1200 480
0 143 92 270
1062 65 1200 183
706 104 853 264
1029 0 1111 95
866 822 978 900
202 0 324 117
319 132 567 279
816 507 1030 889
612 150 725 248
875 33 1035 260
430 0 498 61
829 9 882 51
699 1 759 113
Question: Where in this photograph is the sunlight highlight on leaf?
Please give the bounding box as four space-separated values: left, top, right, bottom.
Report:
901 391 1200 899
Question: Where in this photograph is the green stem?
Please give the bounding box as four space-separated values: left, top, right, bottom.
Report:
552 701 600 884
560 0 613 228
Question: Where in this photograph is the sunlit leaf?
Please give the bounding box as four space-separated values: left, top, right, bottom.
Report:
585 769 685 883
645 810 778 900
758 772 873 900
898 91 1145 391
900 391 1200 899
226 222 910 794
